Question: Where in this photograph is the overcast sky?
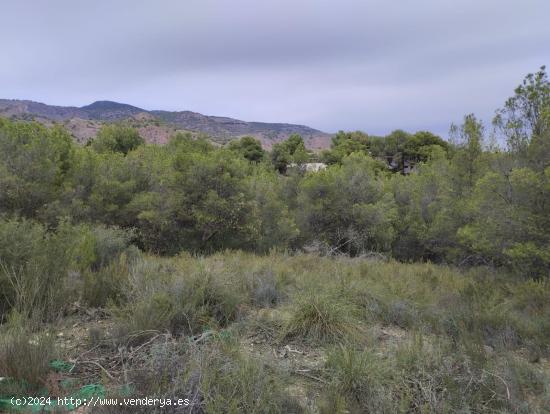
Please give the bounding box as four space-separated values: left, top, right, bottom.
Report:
1 1 549 136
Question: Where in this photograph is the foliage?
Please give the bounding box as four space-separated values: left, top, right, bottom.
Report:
321 130 370 164
494 65 550 156
0 250 548 412
0 217 135 321
271 133 309 173
228 135 266 162
282 292 360 343
247 170 299 252
0 120 73 218
0 218 84 321
196 337 299 413
321 129 448 172
297 153 396 254
90 124 144 155
2 67 550 414
0 67 548 278
0 323 57 393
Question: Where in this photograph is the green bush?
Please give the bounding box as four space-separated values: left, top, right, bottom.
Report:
80 225 136 307
87 225 136 270
91 124 144 155
0 218 79 321
0 120 73 219
82 259 130 308
0 218 136 320
116 291 176 341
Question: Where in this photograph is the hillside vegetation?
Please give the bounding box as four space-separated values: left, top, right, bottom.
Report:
0 68 549 412
0 99 332 149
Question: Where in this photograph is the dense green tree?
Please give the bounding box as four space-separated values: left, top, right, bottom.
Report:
297 153 396 254
322 129 448 172
449 114 486 193
321 131 370 164
404 131 449 162
0 67 549 279
271 134 308 173
390 148 459 261
168 131 213 154
91 124 145 155
459 167 550 277
126 140 258 253
528 128 550 171
246 170 299 251
494 66 550 157
0 119 74 218
228 136 265 163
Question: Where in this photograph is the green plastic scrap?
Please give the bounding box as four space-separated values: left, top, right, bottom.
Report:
49 359 73 373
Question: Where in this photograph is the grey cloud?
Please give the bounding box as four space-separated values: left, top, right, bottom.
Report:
1 0 549 136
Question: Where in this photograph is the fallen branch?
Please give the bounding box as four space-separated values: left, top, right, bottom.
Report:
128 334 165 359
292 370 328 384
192 330 214 344
77 360 116 380
126 330 161 344
483 369 511 401
327 238 355 256
284 345 303 354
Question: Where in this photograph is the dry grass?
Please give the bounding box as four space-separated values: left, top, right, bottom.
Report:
0 325 57 393
1 251 549 412
282 292 361 344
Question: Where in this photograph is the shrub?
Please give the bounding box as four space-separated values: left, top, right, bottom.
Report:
115 291 176 343
252 270 285 308
322 334 549 413
195 337 301 413
0 120 74 219
0 218 136 320
0 324 57 394
88 225 136 270
282 292 360 344
82 258 130 308
0 218 77 321
324 345 392 412
128 339 190 399
181 269 244 329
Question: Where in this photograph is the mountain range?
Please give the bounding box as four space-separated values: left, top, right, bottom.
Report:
0 99 332 149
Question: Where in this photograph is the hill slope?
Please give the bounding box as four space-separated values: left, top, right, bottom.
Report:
0 99 332 149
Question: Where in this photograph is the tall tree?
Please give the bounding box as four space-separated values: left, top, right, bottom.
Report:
91 124 145 155
0 119 74 218
450 114 485 192
271 134 308 173
493 66 550 157
228 136 265 163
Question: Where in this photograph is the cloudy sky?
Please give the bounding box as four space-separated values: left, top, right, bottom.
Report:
1 0 549 136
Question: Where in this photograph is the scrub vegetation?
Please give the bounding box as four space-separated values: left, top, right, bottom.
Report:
0 68 549 412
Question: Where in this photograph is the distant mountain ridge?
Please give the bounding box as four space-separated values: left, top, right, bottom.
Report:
0 99 332 149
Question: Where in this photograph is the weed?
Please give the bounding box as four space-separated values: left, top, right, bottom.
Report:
0 325 57 394
195 337 301 413
282 292 360 344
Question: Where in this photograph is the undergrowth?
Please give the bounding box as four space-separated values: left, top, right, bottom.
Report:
1 250 549 413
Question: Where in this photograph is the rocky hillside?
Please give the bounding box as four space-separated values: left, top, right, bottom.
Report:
0 99 332 149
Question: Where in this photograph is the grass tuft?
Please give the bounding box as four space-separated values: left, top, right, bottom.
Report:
282 292 360 344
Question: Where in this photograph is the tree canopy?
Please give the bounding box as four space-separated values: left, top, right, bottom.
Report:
0 67 549 278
